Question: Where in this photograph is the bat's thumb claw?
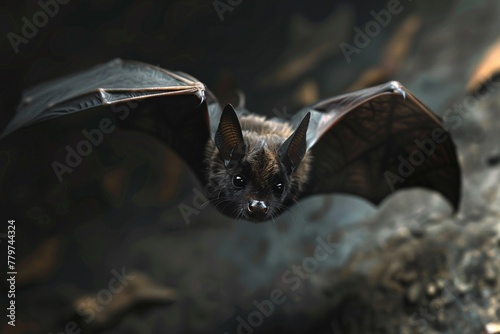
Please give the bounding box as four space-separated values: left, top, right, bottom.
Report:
389 81 406 101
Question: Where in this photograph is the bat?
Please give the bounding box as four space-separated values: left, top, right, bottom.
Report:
0 59 461 222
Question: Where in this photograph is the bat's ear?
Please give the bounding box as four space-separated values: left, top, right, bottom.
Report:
215 104 246 168
279 112 310 174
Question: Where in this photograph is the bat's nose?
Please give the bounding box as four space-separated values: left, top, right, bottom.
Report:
247 199 269 216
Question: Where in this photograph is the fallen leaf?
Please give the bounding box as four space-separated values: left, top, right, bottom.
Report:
73 270 176 329
102 168 126 206
347 15 421 91
346 67 388 91
486 322 500 334
467 37 500 92
259 5 353 88
381 15 421 72
294 79 320 106
17 237 63 286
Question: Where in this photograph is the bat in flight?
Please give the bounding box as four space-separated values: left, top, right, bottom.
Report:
0 59 461 222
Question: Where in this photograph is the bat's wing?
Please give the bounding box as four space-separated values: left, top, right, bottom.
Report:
298 81 461 211
1 59 221 182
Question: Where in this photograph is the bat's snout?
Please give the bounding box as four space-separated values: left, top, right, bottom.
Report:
247 199 269 218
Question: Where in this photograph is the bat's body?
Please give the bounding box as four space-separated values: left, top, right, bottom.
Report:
0 59 461 222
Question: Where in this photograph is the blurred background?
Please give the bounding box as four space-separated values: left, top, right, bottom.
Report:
1 0 500 333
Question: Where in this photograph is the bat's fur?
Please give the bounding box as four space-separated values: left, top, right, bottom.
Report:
205 113 311 222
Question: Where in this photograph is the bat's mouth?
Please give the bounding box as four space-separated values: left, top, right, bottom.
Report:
240 209 271 223
241 214 270 223
213 200 270 222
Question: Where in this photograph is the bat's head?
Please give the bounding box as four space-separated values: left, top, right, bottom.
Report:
205 104 311 222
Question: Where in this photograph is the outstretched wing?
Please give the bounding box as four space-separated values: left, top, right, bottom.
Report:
0 58 220 182
298 81 461 211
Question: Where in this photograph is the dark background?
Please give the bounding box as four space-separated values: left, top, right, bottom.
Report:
0 0 416 128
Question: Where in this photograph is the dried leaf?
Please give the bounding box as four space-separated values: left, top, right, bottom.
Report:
17 237 63 286
486 322 500 334
294 79 319 106
381 15 421 70
347 15 421 91
347 67 388 91
103 168 126 200
259 6 353 88
467 38 500 92
73 271 176 329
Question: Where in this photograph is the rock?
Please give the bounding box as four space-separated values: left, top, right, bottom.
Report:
406 282 423 304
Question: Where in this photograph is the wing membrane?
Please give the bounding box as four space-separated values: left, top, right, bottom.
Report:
301 81 461 210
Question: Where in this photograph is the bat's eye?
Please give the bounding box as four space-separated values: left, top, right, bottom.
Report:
273 183 284 195
233 175 247 188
